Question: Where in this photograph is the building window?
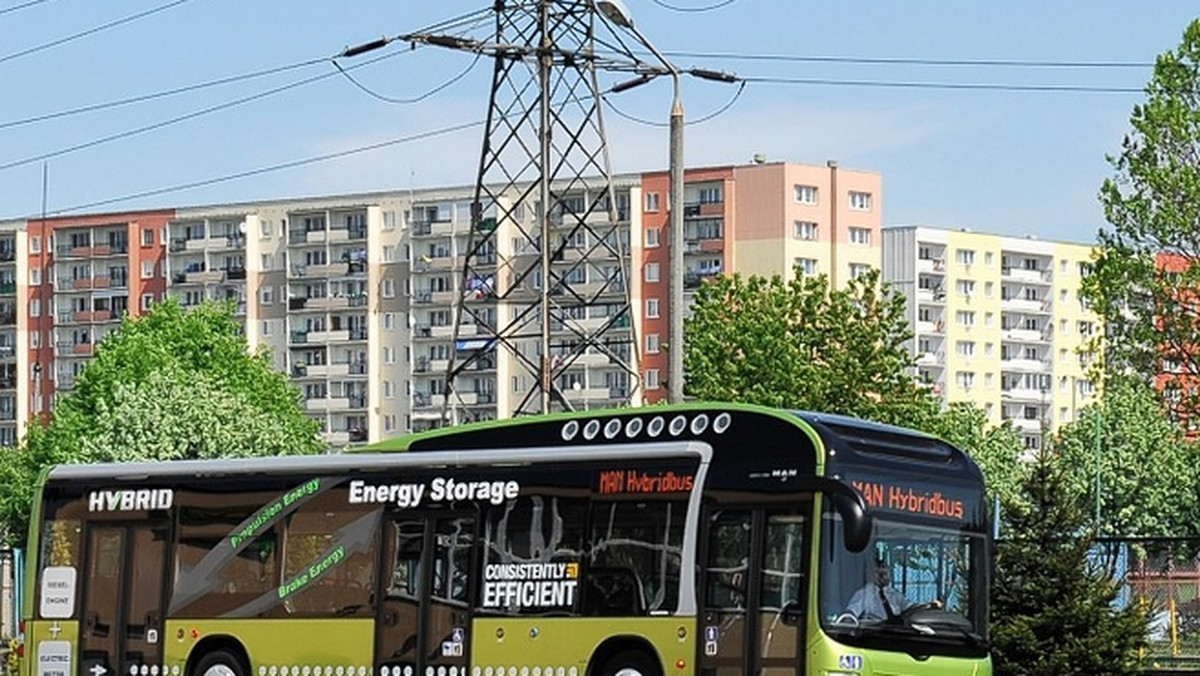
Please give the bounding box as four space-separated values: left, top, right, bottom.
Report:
383 211 396 232
30 299 39 317
956 340 975 357
260 321 272 337
259 220 272 239
29 268 40 286
698 186 723 204
645 192 660 212
645 369 661 390
383 245 396 263
645 227 661 248
646 333 660 354
382 279 395 298
955 249 975 266
848 191 872 211
141 261 154 279
141 294 153 311
644 262 660 283
849 263 871 279
956 280 975 297
956 371 976 390
794 185 818 205
794 258 818 277
30 236 40 253
793 221 818 240
848 227 871 245
956 310 975 327
384 313 395 330
646 298 660 319
140 229 154 247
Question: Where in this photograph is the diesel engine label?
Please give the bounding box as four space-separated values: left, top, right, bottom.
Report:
481 562 579 609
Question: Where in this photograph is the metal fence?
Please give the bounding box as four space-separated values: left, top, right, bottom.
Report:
1102 539 1200 671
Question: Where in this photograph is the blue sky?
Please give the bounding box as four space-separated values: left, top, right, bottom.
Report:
0 0 1196 244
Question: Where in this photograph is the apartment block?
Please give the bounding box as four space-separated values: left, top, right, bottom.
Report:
638 160 883 401
883 226 1101 451
0 159 883 447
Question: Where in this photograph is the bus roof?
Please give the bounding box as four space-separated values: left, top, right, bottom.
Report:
360 402 981 482
43 440 712 484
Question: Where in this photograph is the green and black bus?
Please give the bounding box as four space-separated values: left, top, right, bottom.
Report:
21 403 990 676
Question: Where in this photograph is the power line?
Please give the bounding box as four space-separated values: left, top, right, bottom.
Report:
34 120 485 217
0 0 197 66
661 50 1155 69
648 0 739 12
0 57 328 131
603 80 747 127
0 48 407 173
739 75 1144 94
0 0 52 17
333 52 482 104
1 8 495 131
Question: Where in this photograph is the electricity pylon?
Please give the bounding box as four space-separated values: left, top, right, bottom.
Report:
413 1 648 420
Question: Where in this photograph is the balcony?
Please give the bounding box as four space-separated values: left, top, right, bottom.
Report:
1000 357 1048 373
307 329 351 343
58 276 111 291
1002 266 1051 284
1002 328 1050 344
306 397 350 412
305 363 350 377
916 258 947 274
305 296 350 311
1002 297 1050 314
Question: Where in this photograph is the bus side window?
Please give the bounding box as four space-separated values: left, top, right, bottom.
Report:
705 511 751 610
589 498 685 616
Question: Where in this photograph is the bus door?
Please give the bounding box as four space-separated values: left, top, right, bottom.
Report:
79 522 170 676
375 513 475 676
699 508 808 676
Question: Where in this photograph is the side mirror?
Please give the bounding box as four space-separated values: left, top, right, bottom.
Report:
795 477 873 552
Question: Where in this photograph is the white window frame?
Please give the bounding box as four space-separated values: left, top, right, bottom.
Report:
793 221 818 240
646 333 660 354
794 185 818 205
644 262 660 283
645 227 661 248
646 298 660 319
849 191 872 211
645 369 661 390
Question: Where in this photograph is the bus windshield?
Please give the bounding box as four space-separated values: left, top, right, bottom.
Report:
819 513 989 655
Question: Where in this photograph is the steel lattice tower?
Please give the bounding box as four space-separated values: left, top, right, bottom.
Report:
436 0 643 420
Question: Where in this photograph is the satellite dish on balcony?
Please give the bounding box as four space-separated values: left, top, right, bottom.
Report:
238 221 247 234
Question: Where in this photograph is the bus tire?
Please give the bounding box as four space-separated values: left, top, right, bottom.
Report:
597 650 660 676
193 650 247 676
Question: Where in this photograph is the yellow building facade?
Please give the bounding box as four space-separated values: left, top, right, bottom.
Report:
883 226 1100 451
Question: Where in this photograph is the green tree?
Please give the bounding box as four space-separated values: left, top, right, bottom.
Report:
1055 374 1200 539
683 267 1027 507
923 402 1029 514
1085 19 1200 416
991 448 1149 676
684 269 926 421
0 298 323 544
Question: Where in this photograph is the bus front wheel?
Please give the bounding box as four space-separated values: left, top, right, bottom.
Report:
193 650 247 676
598 650 660 676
